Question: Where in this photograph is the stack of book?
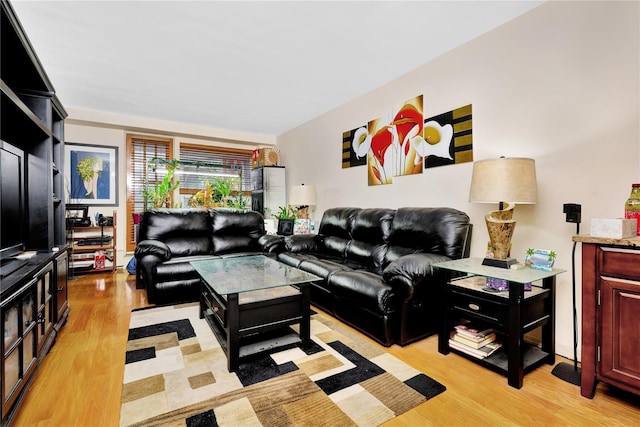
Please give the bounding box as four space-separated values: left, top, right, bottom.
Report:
449 323 502 359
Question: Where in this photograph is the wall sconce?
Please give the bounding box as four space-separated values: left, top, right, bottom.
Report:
469 157 538 268
289 184 317 219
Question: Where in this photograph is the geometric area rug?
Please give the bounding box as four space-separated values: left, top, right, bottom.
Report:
120 303 445 427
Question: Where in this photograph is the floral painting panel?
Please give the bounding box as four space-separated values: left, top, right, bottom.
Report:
342 126 368 168
391 95 424 177
366 116 394 186
423 104 473 169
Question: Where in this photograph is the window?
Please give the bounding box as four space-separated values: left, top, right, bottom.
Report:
179 143 253 198
125 134 173 252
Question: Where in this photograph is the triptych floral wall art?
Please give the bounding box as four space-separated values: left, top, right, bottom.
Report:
342 96 473 186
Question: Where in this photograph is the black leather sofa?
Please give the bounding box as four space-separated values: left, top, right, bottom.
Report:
134 208 280 304
277 207 472 346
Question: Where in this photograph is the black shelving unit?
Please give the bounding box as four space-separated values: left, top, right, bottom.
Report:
1 1 69 424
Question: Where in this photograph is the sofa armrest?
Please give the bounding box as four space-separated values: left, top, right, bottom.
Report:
382 253 451 299
284 234 319 253
258 234 285 253
135 239 172 261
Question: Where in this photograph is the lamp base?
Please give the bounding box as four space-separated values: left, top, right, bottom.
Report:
296 206 309 219
551 362 581 386
482 257 518 269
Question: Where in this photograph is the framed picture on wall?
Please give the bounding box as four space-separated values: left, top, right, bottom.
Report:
65 143 118 205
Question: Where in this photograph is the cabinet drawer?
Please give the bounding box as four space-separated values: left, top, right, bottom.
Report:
450 290 506 325
202 289 226 327
600 247 640 281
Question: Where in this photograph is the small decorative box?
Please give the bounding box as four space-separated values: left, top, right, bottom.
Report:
590 218 637 239
486 276 531 291
251 147 281 168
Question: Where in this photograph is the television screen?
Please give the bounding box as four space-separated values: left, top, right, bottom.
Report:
0 140 24 259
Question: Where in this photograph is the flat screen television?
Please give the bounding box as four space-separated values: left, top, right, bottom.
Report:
0 140 25 260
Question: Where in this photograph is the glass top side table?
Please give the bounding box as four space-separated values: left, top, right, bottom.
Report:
433 257 566 389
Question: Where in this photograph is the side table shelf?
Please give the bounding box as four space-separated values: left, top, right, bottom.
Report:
68 211 117 274
433 258 565 389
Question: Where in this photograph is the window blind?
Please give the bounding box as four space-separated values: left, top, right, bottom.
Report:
126 134 173 251
179 143 253 193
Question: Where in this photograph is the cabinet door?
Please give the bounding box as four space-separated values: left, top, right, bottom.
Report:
251 168 263 191
251 190 264 214
599 277 640 390
1 281 38 417
264 168 285 191
55 251 69 321
36 267 54 352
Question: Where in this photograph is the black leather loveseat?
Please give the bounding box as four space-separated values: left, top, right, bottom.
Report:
135 208 280 304
277 207 472 346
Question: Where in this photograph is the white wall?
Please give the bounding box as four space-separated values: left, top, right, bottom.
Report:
277 1 640 359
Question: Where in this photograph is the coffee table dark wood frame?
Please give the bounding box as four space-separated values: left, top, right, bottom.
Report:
192 257 314 372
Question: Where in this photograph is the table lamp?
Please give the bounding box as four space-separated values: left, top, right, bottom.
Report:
289 184 317 219
469 157 538 268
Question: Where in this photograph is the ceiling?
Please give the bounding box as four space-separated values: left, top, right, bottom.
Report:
11 1 544 137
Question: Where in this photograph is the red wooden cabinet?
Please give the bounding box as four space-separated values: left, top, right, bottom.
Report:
579 241 640 398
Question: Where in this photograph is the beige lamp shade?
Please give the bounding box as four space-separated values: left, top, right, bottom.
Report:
290 184 317 219
289 184 317 206
469 157 538 265
469 157 538 204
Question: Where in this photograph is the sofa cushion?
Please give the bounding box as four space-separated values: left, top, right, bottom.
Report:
140 208 210 240
164 237 212 257
317 207 361 238
210 209 265 254
317 208 361 258
277 252 317 268
210 208 264 238
284 234 318 253
139 209 211 256
386 207 471 262
211 235 256 255
345 208 394 270
153 254 222 282
298 258 350 279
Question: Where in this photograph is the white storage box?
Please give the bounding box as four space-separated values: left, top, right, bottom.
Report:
590 218 637 238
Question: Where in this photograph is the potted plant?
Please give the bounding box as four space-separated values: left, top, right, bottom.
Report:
188 177 241 208
228 193 248 209
142 161 180 209
211 176 236 207
272 205 298 235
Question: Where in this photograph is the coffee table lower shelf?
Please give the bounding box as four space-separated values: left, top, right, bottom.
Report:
203 307 303 360
200 283 311 372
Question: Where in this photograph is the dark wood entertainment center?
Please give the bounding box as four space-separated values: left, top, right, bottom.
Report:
1 1 69 424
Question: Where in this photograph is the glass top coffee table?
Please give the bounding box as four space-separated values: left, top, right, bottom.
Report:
190 255 320 371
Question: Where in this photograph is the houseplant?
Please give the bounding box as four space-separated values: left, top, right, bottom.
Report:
142 160 180 209
187 176 241 208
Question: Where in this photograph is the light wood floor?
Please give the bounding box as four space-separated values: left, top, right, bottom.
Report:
12 270 640 426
